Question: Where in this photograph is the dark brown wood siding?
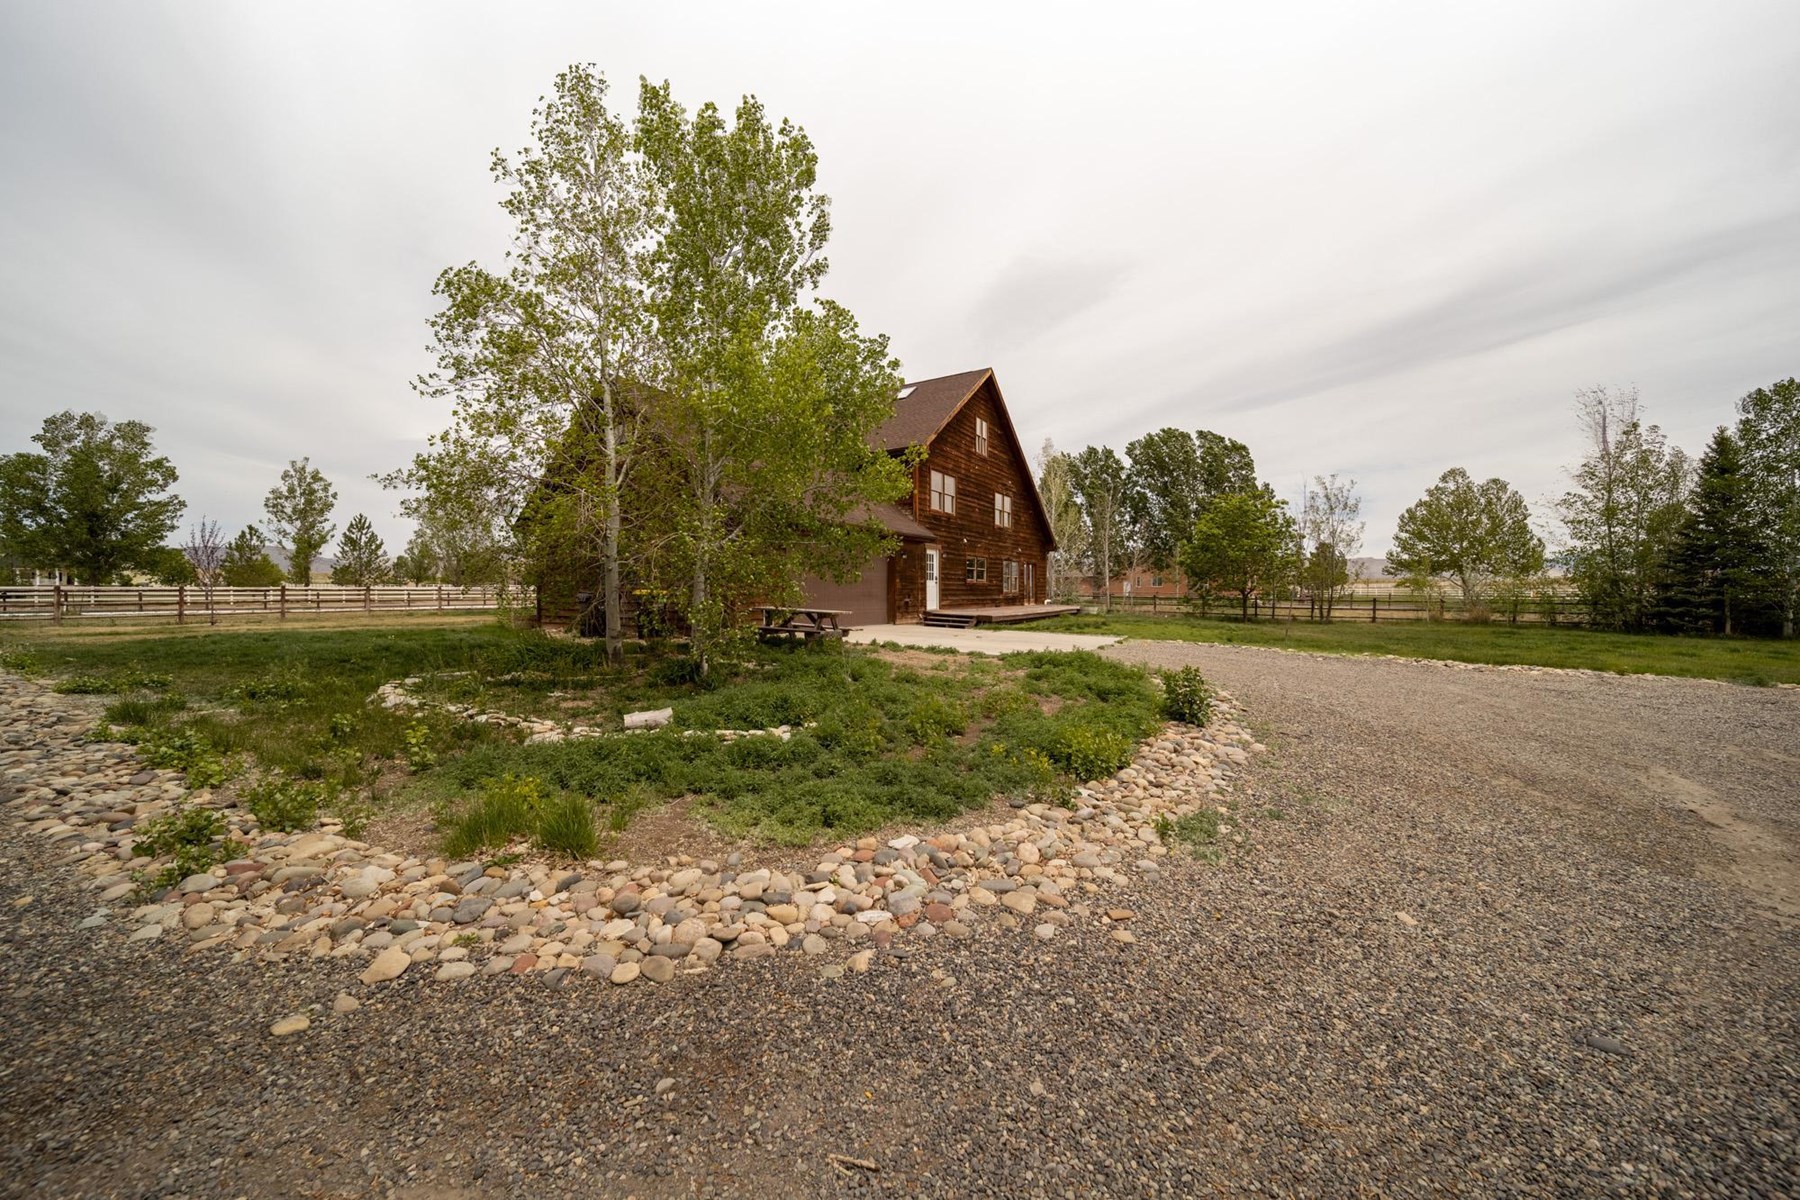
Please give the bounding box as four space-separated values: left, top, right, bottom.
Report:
907 378 1052 610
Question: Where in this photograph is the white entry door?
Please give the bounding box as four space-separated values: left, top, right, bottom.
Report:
924 548 940 610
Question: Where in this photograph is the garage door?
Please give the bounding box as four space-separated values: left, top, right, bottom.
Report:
800 556 890 628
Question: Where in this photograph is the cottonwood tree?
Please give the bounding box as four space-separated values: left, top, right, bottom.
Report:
0 411 184 583
400 65 656 666
1179 488 1298 620
1067 446 1133 612
1736 377 1799 638
1036 440 1087 600
1124 428 1259 579
637 81 909 672
220 525 285 587
331 514 392 585
1556 387 1691 631
1387 468 1544 613
1298 474 1364 621
264 458 337 586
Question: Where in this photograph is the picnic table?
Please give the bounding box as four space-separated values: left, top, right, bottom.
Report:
757 606 850 640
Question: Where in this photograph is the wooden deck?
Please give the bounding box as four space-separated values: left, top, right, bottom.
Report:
924 604 1080 626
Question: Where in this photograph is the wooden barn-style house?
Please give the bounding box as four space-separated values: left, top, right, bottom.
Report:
533 367 1072 633
799 367 1074 629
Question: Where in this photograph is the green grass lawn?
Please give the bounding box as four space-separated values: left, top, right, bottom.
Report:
2 620 1169 850
1019 613 1800 686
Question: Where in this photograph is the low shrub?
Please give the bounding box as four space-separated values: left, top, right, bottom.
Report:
134 805 229 890
1052 724 1135 781
135 728 230 789
1160 666 1212 725
403 721 437 772
904 694 966 743
103 693 188 727
240 772 323 832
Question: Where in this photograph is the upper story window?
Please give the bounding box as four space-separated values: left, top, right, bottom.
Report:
929 469 956 514
994 492 1012 528
975 418 989 456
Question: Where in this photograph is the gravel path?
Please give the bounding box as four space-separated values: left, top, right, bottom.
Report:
4 644 1797 1198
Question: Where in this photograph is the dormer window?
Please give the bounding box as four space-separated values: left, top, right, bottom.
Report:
975 417 989 456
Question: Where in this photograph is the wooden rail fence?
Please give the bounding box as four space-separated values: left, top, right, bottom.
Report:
0 584 522 625
1060 592 1591 626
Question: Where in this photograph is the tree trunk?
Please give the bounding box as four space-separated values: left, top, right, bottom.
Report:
600 389 625 670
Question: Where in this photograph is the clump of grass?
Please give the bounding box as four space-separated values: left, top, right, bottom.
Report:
239 772 324 832
103 693 188 727
1160 666 1212 725
0 645 41 675
1156 809 1222 858
536 791 598 857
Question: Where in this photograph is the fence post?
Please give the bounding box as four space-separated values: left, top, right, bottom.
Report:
437 584 444 612
364 584 371 613
1371 596 1378 622
176 585 186 625
279 585 288 620
53 584 63 625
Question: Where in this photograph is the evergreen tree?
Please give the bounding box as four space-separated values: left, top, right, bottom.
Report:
220 525 285 587
1651 428 1773 635
330 514 391 586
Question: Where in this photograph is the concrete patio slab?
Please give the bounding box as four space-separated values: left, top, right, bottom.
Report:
846 623 1121 655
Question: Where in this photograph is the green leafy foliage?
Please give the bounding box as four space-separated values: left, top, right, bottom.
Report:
134 805 229 891
135 728 229 788
54 664 172 695
264 457 337 585
1180 488 1301 620
403 721 437 772
240 773 323 832
219 524 285 587
1161 666 1212 725
1049 725 1135 781
0 410 185 584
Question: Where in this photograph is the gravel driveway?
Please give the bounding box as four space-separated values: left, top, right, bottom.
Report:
4 644 1797 1198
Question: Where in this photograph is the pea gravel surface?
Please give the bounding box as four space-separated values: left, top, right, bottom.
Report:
3 642 1796 1199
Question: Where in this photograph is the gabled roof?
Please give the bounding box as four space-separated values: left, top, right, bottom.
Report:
875 366 1057 550
874 368 994 451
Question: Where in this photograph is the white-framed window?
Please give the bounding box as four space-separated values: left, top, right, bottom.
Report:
1004 560 1019 593
929 470 956 514
994 492 1012 528
975 417 989 456
965 557 987 583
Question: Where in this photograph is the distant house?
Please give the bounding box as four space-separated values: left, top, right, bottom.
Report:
800 367 1071 628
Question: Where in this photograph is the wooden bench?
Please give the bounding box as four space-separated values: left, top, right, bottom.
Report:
756 606 850 641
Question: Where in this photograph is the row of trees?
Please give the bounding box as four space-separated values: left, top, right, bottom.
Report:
1041 375 1796 639
0 416 492 590
385 65 912 672
1037 429 1367 620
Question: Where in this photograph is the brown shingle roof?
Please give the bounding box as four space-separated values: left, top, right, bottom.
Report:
874 367 993 451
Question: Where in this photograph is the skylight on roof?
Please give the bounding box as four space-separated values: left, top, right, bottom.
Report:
897 385 916 399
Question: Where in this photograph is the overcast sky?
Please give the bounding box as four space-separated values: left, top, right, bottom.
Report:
2 2 1796 557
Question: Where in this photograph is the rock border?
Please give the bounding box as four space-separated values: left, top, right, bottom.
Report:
4 672 1264 992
